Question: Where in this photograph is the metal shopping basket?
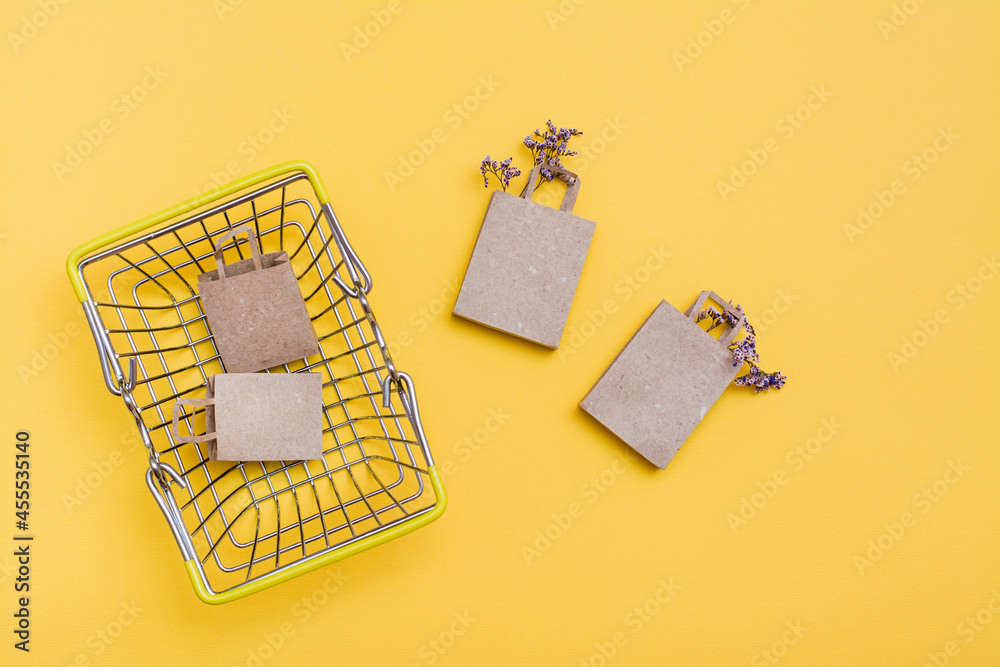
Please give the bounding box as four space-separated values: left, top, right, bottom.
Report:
66 162 446 604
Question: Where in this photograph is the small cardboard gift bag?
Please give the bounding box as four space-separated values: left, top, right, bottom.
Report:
453 163 596 349
171 372 323 461
580 292 747 469
198 225 318 373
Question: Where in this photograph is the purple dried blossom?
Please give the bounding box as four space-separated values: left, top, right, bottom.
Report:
478 121 582 192
523 120 583 183
696 300 785 394
731 336 760 367
734 367 787 393
695 306 725 331
479 155 521 191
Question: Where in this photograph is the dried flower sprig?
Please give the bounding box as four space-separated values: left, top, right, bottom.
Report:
479 120 583 192
479 155 521 191
523 120 583 183
696 302 787 394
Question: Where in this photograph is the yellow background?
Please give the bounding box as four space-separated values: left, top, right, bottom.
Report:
2 1 999 665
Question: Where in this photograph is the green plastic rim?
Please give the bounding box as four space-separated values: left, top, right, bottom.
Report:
66 160 331 302
186 466 447 605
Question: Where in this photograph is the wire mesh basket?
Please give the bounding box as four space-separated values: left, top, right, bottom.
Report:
66 162 446 604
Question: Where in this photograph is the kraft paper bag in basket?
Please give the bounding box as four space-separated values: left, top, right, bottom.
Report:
580 292 747 469
171 372 323 461
197 225 318 373
453 163 596 349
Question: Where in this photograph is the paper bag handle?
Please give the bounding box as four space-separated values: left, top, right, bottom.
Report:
214 225 262 279
685 290 747 347
171 397 216 444
521 163 581 214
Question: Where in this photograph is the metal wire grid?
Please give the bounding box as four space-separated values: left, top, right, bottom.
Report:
76 172 438 595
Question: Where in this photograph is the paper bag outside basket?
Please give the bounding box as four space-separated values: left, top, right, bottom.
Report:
579 292 747 469
197 225 318 373
453 163 596 349
170 372 324 461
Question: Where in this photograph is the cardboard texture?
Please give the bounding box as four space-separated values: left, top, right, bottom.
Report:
171 372 323 461
579 292 747 469
197 225 318 373
453 163 596 349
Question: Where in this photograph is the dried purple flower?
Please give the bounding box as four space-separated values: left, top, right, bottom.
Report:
734 367 787 393
523 120 583 184
479 121 582 191
479 155 521 191
696 300 786 394
695 306 725 331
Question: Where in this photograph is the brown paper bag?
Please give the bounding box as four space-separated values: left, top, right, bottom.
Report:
580 292 747 469
453 163 596 349
198 225 318 373
171 372 323 461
